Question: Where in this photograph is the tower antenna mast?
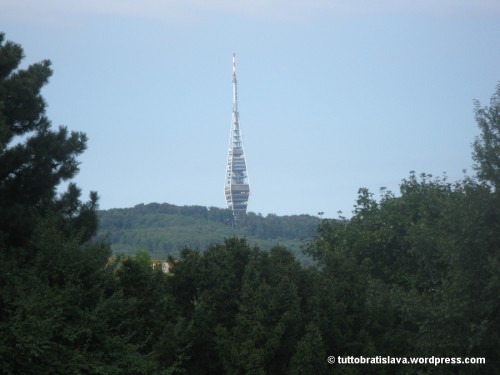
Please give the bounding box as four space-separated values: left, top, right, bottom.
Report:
225 53 250 222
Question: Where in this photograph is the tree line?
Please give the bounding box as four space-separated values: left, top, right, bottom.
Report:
1 33 499 374
98 203 320 262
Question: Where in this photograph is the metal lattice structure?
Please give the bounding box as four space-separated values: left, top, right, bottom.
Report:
225 53 250 216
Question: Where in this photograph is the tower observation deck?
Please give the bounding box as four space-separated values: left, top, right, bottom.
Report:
225 53 250 216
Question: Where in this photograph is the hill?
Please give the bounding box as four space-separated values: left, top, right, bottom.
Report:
97 203 321 263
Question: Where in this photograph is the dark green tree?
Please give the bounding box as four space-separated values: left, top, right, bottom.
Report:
0 32 126 374
290 323 328 375
0 32 97 255
473 83 500 190
306 168 500 374
0 215 153 374
217 246 302 374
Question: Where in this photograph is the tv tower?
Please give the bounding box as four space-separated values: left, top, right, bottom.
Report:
225 53 250 217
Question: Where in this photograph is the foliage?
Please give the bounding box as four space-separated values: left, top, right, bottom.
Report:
1 32 499 374
0 32 98 251
305 170 500 374
473 83 500 190
97 203 320 263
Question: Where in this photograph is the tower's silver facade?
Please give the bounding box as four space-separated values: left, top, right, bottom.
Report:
225 54 250 215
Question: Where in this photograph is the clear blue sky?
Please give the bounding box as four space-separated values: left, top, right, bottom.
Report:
2 1 500 218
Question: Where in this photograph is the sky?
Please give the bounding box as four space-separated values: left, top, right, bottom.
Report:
2 1 500 218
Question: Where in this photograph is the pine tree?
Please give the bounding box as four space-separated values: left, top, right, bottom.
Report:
0 32 97 254
0 32 112 374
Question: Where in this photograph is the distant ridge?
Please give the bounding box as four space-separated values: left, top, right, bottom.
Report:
98 203 321 263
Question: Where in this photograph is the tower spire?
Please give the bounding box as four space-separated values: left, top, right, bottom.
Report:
232 53 237 113
225 53 250 219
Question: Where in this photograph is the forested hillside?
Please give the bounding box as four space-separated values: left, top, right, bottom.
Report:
1 34 499 374
98 203 320 262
